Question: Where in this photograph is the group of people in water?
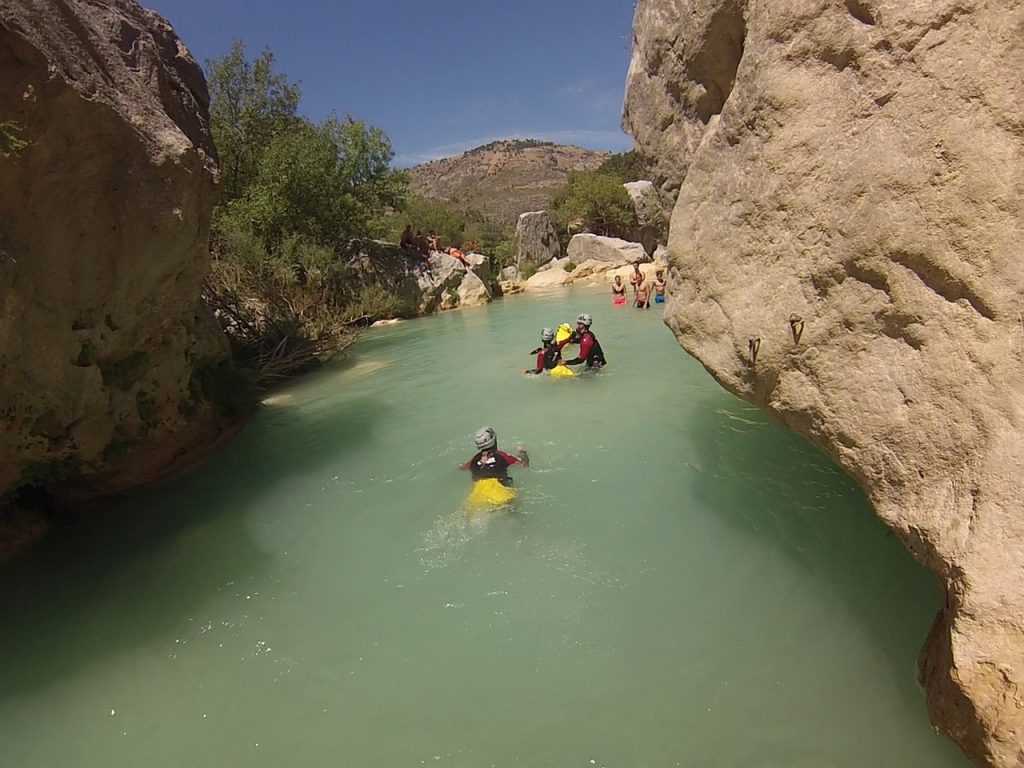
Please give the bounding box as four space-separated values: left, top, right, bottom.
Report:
463 312 607 490
524 312 606 375
462 259 664 494
612 260 666 309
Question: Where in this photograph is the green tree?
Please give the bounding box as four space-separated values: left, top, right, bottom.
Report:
206 41 301 202
222 115 407 249
597 150 655 182
548 170 637 240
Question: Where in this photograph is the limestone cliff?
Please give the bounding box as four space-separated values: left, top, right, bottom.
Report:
624 1 1024 765
0 0 230 528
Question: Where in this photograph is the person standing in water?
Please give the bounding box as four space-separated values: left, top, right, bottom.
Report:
460 427 529 486
653 269 667 304
560 313 607 370
525 327 564 374
635 279 651 309
629 260 645 301
611 275 627 306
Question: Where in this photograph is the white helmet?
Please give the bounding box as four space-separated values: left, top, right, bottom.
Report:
541 327 555 342
576 313 593 327
474 426 497 450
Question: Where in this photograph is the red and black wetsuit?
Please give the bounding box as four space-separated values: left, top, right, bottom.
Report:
561 330 606 369
526 342 563 374
461 450 525 486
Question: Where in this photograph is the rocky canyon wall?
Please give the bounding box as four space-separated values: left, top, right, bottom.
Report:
0 0 230 531
624 1 1023 765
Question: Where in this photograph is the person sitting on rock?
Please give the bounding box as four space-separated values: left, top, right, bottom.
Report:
653 269 667 304
426 230 441 253
560 312 606 370
448 246 467 266
414 230 428 256
400 224 415 252
524 327 565 374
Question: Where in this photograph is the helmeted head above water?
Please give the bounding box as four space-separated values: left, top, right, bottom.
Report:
474 426 497 451
576 313 593 328
540 327 555 342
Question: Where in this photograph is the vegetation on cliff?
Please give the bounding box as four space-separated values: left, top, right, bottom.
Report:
204 42 408 382
0 120 27 157
548 151 663 246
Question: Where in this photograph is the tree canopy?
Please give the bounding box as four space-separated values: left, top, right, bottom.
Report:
203 41 409 382
206 41 301 202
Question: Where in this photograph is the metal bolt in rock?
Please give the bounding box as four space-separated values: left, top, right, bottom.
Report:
747 337 761 365
789 314 805 344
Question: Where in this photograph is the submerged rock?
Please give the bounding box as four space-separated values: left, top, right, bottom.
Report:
625 0 1024 765
0 0 231 511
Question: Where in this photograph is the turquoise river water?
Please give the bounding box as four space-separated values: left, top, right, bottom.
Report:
0 285 968 767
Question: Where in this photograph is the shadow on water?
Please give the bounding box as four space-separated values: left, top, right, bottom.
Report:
0 395 385 696
686 397 939 712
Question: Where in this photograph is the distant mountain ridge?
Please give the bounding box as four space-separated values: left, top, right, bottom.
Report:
408 139 611 226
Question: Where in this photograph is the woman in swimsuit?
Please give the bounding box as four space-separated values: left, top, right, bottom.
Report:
611 275 627 305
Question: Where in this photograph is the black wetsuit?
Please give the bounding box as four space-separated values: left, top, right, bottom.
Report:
467 450 518 486
563 330 606 369
526 342 562 374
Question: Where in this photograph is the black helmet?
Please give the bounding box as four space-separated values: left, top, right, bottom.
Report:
474 426 497 450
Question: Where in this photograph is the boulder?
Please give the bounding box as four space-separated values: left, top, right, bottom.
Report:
456 270 491 308
537 255 570 273
625 0 1024 764
515 210 561 267
0 0 231 511
567 234 648 266
501 265 520 282
524 267 571 291
499 280 525 296
567 259 620 283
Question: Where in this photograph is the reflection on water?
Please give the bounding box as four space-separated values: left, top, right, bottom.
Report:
0 286 968 767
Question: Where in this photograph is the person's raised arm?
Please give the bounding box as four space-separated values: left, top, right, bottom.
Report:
514 444 530 467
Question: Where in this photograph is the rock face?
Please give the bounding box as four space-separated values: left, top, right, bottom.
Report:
567 234 648 266
515 211 561 268
345 242 493 315
625 1 1024 765
623 180 665 255
0 0 231 513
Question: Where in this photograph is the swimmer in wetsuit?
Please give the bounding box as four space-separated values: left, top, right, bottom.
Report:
525 327 564 374
559 313 607 370
460 427 529 486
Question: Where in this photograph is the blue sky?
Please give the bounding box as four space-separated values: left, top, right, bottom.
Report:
147 0 638 167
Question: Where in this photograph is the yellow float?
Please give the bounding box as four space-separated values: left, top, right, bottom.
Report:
465 478 518 510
